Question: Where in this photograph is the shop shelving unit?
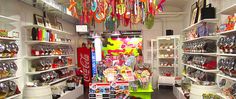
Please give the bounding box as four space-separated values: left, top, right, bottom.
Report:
157 35 180 88
150 39 158 88
0 14 22 99
215 4 236 99
22 23 80 98
180 17 220 99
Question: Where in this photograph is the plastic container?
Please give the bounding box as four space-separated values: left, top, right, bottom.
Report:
23 85 52 99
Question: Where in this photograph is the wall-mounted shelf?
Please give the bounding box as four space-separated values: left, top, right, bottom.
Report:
0 57 20 61
25 40 71 45
217 73 236 81
217 29 236 35
0 37 19 41
6 93 22 99
182 19 218 32
182 73 198 82
159 66 175 68
217 4 236 15
26 65 75 75
24 25 73 35
183 36 218 43
24 54 74 60
184 64 218 73
216 92 228 99
218 53 236 57
0 15 19 23
49 75 75 85
183 52 217 56
0 76 21 83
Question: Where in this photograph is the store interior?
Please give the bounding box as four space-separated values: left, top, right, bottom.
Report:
0 0 236 99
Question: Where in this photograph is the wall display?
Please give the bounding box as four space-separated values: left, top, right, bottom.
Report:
33 14 45 27
102 38 142 56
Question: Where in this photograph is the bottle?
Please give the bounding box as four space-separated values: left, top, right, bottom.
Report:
67 78 75 90
38 28 42 41
31 27 37 40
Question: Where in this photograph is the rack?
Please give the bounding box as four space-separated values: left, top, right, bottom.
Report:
24 54 74 60
0 76 21 82
25 40 71 45
182 52 217 56
157 35 180 87
217 4 236 15
0 15 19 23
26 65 75 75
6 93 22 99
183 36 218 43
24 25 73 35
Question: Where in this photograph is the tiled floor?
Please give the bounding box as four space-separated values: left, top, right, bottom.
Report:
78 86 176 99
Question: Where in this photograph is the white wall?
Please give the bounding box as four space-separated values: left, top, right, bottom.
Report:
0 0 78 96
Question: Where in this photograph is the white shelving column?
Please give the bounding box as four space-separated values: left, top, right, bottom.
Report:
157 35 180 89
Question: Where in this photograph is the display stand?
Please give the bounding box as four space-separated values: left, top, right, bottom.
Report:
156 35 180 88
129 83 153 99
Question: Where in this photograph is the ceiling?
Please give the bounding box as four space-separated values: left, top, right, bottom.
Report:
164 0 189 10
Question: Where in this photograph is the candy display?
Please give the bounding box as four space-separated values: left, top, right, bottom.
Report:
0 61 17 78
0 42 18 58
218 57 236 77
218 36 236 54
32 68 74 85
182 40 216 53
0 81 20 99
31 44 73 56
182 54 217 70
185 67 215 85
0 30 19 38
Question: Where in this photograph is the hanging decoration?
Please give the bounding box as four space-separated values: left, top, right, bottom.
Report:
68 0 166 29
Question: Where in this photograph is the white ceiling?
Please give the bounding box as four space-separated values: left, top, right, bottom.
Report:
164 0 189 10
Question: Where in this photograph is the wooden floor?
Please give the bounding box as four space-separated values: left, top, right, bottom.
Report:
78 86 176 99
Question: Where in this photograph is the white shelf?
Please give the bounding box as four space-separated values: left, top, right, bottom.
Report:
159 48 176 51
158 57 175 59
217 73 236 81
26 65 75 75
25 40 71 45
0 15 19 23
184 64 218 73
49 75 75 85
159 66 175 68
0 76 21 82
6 93 22 99
217 29 236 35
218 53 236 57
0 37 19 41
182 73 198 82
24 25 73 35
24 54 74 60
216 93 228 99
183 19 218 32
183 36 218 43
0 57 19 61
183 52 217 56
218 4 236 15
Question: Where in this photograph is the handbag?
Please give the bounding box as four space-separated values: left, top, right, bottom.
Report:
201 0 216 20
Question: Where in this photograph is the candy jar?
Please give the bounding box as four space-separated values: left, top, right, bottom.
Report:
0 82 9 98
6 81 17 96
10 42 18 57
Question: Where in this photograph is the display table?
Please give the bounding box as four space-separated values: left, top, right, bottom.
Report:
129 83 153 99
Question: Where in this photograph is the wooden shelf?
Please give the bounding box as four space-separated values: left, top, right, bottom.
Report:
217 29 236 35
218 4 236 15
6 93 22 99
24 54 74 60
24 25 73 35
183 52 217 56
49 75 75 85
0 76 21 82
183 19 218 32
184 64 218 73
26 65 75 75
25 40 71 45
183 36 218 43
0 15 19 23
0 37 19 41
0 57 19 61
217 73 236 81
